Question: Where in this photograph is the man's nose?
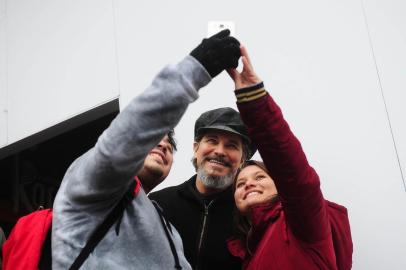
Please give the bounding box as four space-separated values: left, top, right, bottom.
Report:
157 141 167 153
213 143 226 156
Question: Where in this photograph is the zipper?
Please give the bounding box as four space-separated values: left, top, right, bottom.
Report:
196 200 214 270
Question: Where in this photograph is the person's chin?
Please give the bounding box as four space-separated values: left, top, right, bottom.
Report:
144 162 164 175
246 197 263 207
150 155 165 165
207 171 229 179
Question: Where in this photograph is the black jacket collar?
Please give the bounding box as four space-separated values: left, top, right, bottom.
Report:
178 175 235 207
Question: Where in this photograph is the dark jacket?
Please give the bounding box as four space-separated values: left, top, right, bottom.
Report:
149 176 241 270
227 84 352 270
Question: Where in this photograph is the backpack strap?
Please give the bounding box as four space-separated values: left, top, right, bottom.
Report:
151 201 182 270
69 180 136 270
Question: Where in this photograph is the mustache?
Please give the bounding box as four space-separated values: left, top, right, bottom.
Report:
203 155 232 167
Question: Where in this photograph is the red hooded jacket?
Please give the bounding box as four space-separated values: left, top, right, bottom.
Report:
227 84 352 270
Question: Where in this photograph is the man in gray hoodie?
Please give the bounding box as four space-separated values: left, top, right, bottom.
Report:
52 29 241 270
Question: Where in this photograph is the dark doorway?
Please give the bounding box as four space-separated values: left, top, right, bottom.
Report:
0 100 119 236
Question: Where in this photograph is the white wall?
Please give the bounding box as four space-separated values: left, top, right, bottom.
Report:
364 0 406 192
357 0 406 266
2 0 119 146
1 0 405 269
0 0 6 147
114 0 406 269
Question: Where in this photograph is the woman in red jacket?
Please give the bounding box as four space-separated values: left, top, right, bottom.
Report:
226 46 352 270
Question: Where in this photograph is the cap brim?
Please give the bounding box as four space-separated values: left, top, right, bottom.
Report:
196 126 256 159
197 126 248 140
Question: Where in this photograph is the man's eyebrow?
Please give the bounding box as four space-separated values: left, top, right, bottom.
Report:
228 138 241 145
205 134 218 139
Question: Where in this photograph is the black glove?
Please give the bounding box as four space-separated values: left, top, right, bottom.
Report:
190 29 241 78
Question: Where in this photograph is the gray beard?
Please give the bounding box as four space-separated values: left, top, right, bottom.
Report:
197 167 235 190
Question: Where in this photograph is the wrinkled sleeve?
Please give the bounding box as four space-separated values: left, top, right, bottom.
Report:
55 55 211 208
52 55 210 270
236 83 330 243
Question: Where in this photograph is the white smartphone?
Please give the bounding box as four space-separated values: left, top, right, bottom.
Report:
207 21 235 37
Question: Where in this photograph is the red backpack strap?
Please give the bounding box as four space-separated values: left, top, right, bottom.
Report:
327 201 353 270
2 209 53 270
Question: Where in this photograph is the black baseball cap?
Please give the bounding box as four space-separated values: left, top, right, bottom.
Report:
194 107 256 159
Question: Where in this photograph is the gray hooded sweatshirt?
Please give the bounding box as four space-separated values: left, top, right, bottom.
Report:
52 55 211 269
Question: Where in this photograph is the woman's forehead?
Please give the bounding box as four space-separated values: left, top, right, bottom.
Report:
238 165 265 178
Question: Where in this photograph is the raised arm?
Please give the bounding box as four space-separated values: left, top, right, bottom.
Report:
228 46 330 243
56 29 241 207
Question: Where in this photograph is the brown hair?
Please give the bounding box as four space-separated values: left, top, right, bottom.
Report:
239 160 269 175
167 129 177 151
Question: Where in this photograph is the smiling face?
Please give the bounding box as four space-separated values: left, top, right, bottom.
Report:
139 135 174 193
234 164 278 215
193 130 244 194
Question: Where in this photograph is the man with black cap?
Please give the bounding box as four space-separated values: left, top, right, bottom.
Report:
149 107 256 269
